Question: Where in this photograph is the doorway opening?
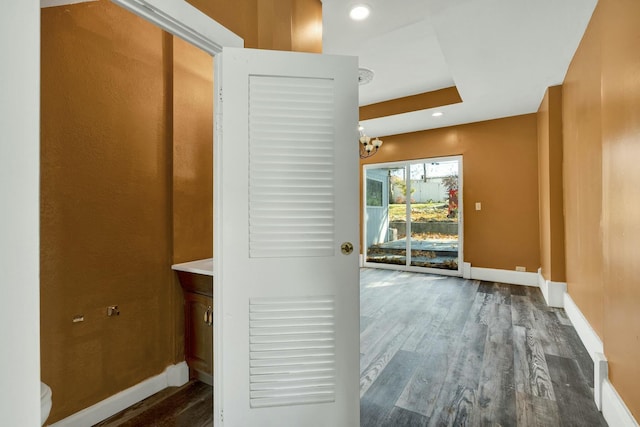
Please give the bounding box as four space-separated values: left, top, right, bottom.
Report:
363 156 463 275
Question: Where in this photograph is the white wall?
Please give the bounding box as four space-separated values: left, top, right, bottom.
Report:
365 169 389 248
391 178 447 203
0 1 41 426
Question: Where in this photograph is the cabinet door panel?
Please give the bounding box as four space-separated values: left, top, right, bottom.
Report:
185 292 213 380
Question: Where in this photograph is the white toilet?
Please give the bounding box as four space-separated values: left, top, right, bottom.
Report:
41 382 52 426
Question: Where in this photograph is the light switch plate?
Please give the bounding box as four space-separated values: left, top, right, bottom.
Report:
475 202 481 211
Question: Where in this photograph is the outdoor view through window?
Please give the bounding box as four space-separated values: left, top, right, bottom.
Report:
364 158 461 272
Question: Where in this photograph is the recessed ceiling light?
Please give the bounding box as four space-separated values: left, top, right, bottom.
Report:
432 111 444 117
350 4 370 21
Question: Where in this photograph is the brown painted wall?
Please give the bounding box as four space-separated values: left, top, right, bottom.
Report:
359 87 462 121
538 91 552 281
172 37 214 264
600 0 640 418
257 0 293 51
187 0 259 48
361 115 540 272
563 0 640 418
291 0 323 54
562 5 604 339
41 2 176 421
187 0 323 53
537 86 565 283
41 0 321 422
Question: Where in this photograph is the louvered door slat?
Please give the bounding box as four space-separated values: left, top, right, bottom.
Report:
249 75 335 259
248 296 336 408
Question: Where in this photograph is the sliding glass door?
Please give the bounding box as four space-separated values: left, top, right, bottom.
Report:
363 156 462 275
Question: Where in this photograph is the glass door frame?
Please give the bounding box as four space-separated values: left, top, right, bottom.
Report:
362 155 464 277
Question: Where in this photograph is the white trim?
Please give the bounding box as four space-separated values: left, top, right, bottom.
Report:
49 362 188 427
360 264 540 285
536 268 566 308
563 292 604 361
602 379 640 427
110 0 243 55
165 361 190 386
41 0 97 8
462 262 471 279
362 261 462 277
213 55 224 427
1 1 41 425
469 266 538 286
546 281 567 307
562 292 639 426
537 267 545 288
594 352 608 411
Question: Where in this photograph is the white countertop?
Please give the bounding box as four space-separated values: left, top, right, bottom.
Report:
171 258 213 276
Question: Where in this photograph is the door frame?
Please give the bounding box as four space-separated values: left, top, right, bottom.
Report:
110 0 242 424
111 0 243 55
362 155 464 277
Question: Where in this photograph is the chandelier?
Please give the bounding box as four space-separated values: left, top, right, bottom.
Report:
359 124 383 159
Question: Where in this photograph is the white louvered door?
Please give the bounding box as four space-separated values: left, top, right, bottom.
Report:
213 48 359 427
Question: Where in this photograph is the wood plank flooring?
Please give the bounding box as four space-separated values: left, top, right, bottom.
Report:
360 268 607 427
94 268 607 426
94 380 212 427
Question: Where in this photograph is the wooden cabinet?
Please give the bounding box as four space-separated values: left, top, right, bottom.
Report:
184 291 213 385
178 271 214 386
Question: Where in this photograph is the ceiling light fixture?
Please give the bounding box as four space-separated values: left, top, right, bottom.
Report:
358 67 375 85
350 4 370 21
359 124 383 159
432 111 444 117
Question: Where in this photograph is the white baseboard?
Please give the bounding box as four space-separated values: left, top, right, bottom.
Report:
562 292 639 426
537 268 545 288
165 361 189 386
563 292 604 361
49 361 189 427
594 352 608 411
602 379 640 427
469 266 538 286
462 262 471 279
536 269 566 308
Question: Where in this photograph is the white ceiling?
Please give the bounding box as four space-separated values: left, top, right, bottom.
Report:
322 0 598 137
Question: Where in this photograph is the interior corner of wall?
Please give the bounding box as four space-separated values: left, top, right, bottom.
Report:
537 267 565 307
541 279 566 308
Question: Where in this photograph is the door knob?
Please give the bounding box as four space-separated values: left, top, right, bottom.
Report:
341 242 354 255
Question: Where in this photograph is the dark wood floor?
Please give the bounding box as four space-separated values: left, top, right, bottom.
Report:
95 268 607 426
94 380 212 427
360 268 607 427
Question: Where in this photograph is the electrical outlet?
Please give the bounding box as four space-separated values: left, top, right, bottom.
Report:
475 202 481 211
515 266 526 272
107 305 120 317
